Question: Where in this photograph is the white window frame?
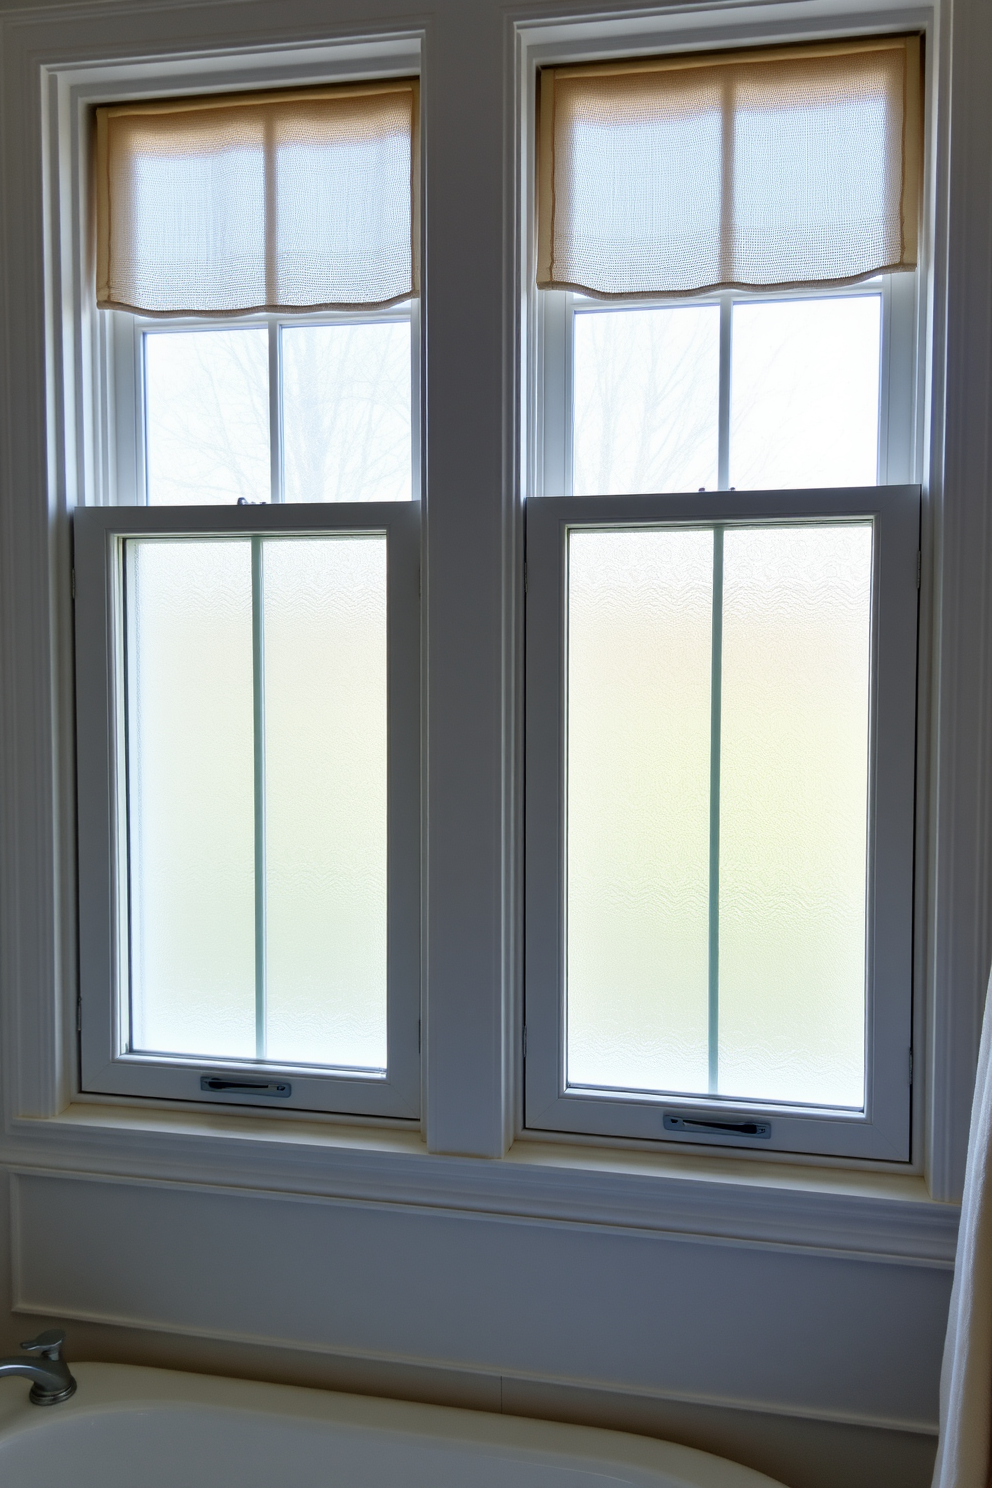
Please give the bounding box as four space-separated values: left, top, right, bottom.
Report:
73 498 422 1118
525 486 920 1160
108 303 422 509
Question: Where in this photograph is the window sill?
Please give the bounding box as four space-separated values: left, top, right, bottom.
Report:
1 1102 958 1267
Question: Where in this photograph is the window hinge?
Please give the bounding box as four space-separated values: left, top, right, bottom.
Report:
418 565 421 599
523 562 528 595
76 997 82 1033
908 1047 914 1085
522 1025 527 1058
917 551 921 589
418 1017 421 1054
71 568 76 600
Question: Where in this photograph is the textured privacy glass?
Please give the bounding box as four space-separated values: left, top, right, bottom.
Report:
144 330 269 505
282 323 411 502
567 528 713 1092
124 534 388 1072
572 306 719 495
126 539 256 1058
263 538 388 1069
718 525 871 1107
564 521 872 1109
730 296 881 489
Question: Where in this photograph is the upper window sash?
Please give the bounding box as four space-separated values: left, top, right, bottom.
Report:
538 274 918 499
108 302 421 508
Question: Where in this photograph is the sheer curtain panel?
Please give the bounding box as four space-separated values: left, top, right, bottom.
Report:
537 37 922 298
96 81 420 315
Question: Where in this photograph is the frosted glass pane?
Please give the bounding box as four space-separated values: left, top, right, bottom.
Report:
262 537 388 1068
144 329 270 505
572 306 719 495
566 528 713 1092
718 525 871 1107
729 296 881 490
126 539 255 1057
282 322 411 502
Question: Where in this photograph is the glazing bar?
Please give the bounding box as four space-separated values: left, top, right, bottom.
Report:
251 534 267 1060
708 526 724 1094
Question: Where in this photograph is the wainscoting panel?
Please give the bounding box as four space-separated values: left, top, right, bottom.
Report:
11 1170 950 1435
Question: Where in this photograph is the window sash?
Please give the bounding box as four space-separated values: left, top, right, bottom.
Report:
74 500 421 1119
108 303 421 508
538 275 918 499
523 486 919 1160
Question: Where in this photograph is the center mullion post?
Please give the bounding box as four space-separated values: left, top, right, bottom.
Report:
251 534 267 1060
708 526 724 1095
717 296 732 492
267 318 283 503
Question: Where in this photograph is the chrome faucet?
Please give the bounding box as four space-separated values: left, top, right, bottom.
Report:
0 1330 76 1404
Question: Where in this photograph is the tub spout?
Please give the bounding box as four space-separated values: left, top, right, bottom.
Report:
0 1329 76 1404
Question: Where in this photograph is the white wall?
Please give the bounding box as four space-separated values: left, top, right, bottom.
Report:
3 0 992 1486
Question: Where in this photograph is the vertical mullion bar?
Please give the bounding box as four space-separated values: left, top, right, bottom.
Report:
268 319 283 503
708 526 724 1094
717 296 732 491
251 535 267 1059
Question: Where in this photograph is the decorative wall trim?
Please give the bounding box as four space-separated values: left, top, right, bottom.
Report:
10 1169 950 1435
1 1116 960 1264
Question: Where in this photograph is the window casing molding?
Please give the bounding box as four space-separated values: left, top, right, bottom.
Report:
0 0 984 1240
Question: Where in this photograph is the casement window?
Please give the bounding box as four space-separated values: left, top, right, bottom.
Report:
524 36 924 1160
75 80 422 1117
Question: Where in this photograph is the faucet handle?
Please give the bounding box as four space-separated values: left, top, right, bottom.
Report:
20 1330 65 1360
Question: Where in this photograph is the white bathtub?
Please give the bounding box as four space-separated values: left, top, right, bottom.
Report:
0 1362 788 1488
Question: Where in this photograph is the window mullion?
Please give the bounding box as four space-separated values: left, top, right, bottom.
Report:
251 533 267 1060
267 318 283 503
708 525 724 1094
717 295 732 490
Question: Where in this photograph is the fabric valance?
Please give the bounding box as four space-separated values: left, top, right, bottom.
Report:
537 38 922 298
96 80 419 315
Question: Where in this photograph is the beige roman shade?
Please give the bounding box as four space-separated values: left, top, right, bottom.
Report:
537 37 922 298
96 80 419 315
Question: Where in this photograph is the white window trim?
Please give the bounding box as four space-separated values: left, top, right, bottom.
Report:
0 0 981 1265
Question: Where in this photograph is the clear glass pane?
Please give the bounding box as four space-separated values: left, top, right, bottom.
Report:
729 296 881 490
125 539 255 1057
144 329 270 505
718 524 871 1107
572 305 720 495
282 322 412 502
566 528 713 1092
262 537 388 1069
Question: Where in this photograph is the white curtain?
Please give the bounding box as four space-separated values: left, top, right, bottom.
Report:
537 36 922 299
96 81 419 316
932 971 992 1488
